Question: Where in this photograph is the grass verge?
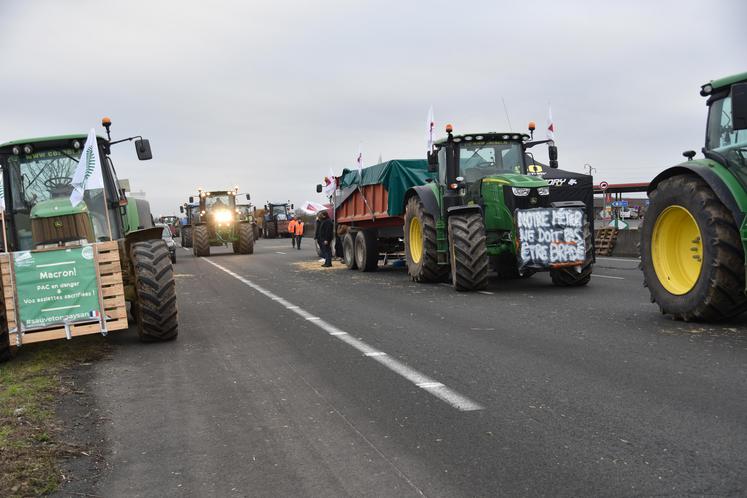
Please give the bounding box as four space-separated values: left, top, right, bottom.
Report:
0 336 109 497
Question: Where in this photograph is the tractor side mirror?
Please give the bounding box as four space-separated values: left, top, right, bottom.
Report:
179 206 184 213
548 145 558 169
253 206 256 213
732 82 747 131
427 151 438 173
245 194 250 200
135 139 153 160
316 184 323 193
189 196 194 203
291 204 294 210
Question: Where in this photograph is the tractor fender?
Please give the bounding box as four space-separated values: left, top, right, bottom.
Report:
649 163 744 225
405 184 440 220
124 227 164 255
446 205 483 217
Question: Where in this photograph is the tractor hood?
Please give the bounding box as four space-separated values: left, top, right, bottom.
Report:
480 173 548 188
30 198 89 219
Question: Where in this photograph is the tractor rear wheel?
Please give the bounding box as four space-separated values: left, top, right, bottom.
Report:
130 240 178 342
182 226 193 248
354 230 378 272
343 232 358 270
0 297 11 363
550 222 593 287
193 225 210 257
448 212 488 291
404 196 448 283
640 175 747 321
238 223 255 254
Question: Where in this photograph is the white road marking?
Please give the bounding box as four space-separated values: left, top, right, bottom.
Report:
592 274 625 280
202 258 484 412
275 251 287 255
596 256 640 263
478 291 494 295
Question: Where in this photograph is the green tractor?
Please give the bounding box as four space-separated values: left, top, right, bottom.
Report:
236 203 261 241
0 118 178 361
640 72 747 321
403 124 593 290
189 188 254 257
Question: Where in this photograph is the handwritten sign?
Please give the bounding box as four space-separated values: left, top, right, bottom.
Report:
516 207 586 270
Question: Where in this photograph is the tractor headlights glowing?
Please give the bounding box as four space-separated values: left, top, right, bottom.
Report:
213 210 233 223
537 187 550 196
511 187 530 197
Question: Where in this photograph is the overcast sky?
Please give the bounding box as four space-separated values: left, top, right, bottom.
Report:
1 0 744 214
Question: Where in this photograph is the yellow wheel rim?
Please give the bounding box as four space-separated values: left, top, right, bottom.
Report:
651 205 703 295
409 217 423 264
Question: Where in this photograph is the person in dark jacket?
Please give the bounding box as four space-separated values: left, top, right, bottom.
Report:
316 211 334 267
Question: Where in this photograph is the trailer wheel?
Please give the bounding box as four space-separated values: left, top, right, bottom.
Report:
130 240 178 342
640 175 747 321
448 212 488 291
354 230 378 272
550 222 593 287
182 226 193 248
193 224 210 257
0 297 12 363
343 232 358 270
238 223 255 254
404 196 448 283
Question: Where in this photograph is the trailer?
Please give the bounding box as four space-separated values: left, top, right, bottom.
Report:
334 160 432 271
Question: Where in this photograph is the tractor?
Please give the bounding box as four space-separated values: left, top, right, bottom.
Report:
0 118 178 362
189 188 254 257
236 203 260 241
402 124 593 290
640 72 747 321
263 201 293 238
179 201 199 248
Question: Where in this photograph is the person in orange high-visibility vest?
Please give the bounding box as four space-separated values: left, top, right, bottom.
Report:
295 219 305 250
288 216 297 248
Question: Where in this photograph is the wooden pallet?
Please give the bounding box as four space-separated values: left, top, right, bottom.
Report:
0 241 128 346
594 228 619 256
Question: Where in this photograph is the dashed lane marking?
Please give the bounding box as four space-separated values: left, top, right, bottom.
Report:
592 274 625 280
201 258 484 412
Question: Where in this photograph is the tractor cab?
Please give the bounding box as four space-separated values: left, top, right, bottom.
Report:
194 188 239 228
702 73 747 174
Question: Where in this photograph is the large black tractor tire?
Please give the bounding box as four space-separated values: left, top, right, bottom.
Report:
193 224 210 257
550 222 593 287
343 232 358 270
448 212 489 291
354 229 378 272
404 196 449 283
238 223 255 254
253 224 260 241
640 175 747 321
0 294 12 363
130 240 178 342
182 226 193 248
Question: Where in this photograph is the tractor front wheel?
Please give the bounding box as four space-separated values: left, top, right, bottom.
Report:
640 175 747 321
448 212 489 291
182 226 193 248
130 240 178 342
238 223 255 254
404 196 448 283
193 225 210 257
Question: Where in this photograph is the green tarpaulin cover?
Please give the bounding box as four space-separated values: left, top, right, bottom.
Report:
339 159 431 216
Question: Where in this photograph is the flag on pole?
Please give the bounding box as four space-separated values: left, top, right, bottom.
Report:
426 105 435 153
546 105 555 141
70 129 104 207
321 174 336 197
356 144 363 174
301 201 328 213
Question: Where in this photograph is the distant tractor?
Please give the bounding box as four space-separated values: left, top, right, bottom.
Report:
179 201 199 248
189 188 254 257
263 201 294 238
0 118 178 362
237 203 260 241
641 72 747 321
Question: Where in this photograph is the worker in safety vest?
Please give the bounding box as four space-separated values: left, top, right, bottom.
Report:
295 218 304 250
288 216 298 248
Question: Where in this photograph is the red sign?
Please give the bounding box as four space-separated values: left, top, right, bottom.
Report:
599 181 609 190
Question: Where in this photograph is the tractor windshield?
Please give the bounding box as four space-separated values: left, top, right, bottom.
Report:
271 205 288 219
458 141 525 183
707 94 747 169
205 194 232 211
6 148 111 250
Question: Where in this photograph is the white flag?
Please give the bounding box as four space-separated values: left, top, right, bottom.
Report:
426 105 435 153
70 129 104 207
302 201 328 213
321 175 336 197
546 105 555 141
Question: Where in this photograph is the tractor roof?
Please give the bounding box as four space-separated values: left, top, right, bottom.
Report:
701 71 747 96
434 132 530 146
0 133 107 149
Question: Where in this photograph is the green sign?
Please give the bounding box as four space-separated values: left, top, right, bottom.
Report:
13 246 101 330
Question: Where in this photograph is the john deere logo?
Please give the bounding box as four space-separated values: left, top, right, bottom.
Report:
53 220 63 229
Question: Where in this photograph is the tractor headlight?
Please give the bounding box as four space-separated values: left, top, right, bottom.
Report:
537 187 550 196
214 210 233 223
511 187 530 197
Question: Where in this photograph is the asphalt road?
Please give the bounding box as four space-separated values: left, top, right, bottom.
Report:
84 238 747 497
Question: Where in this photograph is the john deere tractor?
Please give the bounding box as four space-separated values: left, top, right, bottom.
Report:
403 125 593 290
189 188 254 257
0 118 178 361
263 202 293 238
640 72 747 321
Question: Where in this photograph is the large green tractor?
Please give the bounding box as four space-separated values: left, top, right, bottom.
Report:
0 118 178 361
404 125 593 290
641 72 747 321
189 188 254 257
